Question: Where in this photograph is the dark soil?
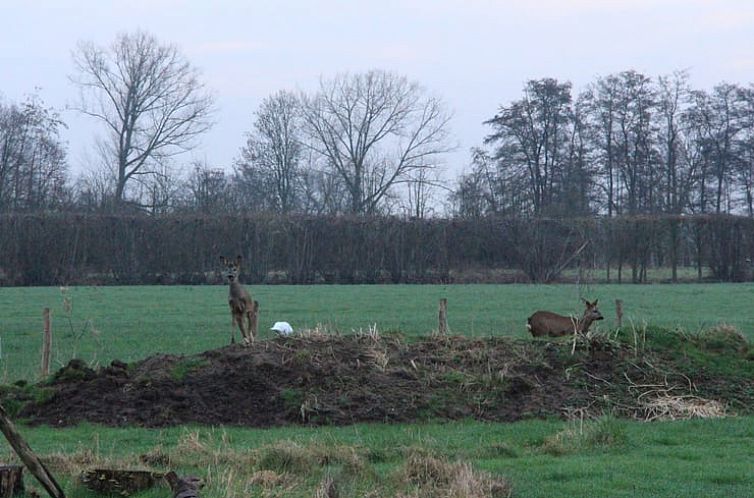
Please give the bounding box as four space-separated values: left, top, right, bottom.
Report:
15 332 754 428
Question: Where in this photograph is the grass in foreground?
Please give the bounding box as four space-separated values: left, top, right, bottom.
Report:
2 283 754 382
3 416 752 497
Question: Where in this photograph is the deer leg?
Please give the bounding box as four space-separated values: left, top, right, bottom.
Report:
237 313 249 345
230 314 237 344
246 311 257 343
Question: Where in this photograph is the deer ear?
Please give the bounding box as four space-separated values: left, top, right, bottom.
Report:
219 256 226 264
581 297 589 305
235 255 242 265
592 299 598 306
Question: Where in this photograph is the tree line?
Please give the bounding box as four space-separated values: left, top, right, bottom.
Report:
456 72 754 218
4 31 754 218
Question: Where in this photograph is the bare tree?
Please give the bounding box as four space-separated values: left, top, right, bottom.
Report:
0 94 68 212
613 70 657 215
301 70 452 214
182 162 235 214
738 85 754 216
583 74 621 216
688 83 746 213
71 31 214 209
237 91 303 213
404 167 445 218
485 78 573 215
73 164 116 212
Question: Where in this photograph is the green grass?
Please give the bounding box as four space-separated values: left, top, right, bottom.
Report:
5 416 753 497
2 283 754 382
0 282 751 496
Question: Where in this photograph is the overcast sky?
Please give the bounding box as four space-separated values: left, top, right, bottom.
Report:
2 0 754 182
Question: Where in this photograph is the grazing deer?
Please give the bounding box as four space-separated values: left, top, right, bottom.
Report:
527 299 604 337
220 255 255 344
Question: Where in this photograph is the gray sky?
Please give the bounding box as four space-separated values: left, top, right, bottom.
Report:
2 0 754 181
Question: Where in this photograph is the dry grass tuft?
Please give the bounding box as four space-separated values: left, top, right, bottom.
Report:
249 470 287 488
254 441 315 475
176 429 209 454
365 346 390 371
399 451 512 498
355 323 382 343
315 474 339 498
296 323 337 340
640 395 727 421
139 444 171 467
311 443 369 474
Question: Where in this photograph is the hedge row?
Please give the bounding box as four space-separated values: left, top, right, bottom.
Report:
1 214 752 285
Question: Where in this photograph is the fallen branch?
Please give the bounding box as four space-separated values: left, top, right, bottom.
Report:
0 404 64 498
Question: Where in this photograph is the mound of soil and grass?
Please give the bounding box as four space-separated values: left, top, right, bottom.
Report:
10 327 754 427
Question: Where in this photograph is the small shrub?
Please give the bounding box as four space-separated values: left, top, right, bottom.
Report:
398 450 512 497
249 470 286 489
280 388 304 415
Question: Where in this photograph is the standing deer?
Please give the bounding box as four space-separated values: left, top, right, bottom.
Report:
527 298 604 337
220 255 255 344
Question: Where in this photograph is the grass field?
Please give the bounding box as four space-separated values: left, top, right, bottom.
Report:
1 283 753 497
8 416 754 497
2 283 754 382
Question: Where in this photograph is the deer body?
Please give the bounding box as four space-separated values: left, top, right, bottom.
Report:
221 256 256 344
527 299 604 337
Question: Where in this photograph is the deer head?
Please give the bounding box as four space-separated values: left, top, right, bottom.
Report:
581 298 604 326
220 255 242 283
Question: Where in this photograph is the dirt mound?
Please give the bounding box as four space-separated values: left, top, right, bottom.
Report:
17 332 751 428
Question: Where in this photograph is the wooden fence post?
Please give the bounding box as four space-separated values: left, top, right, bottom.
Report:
615 299 624 328
0 464 24 496
41 308 51 378
438 298 448 335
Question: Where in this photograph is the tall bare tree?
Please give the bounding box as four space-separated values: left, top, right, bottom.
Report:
181 162 235 214
687 83 746 213
485 78 573 215
738 86 754 216
301 70 452 214
71 31 214 208
404 166 445 218
237 91 303 213
582 74 622 216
